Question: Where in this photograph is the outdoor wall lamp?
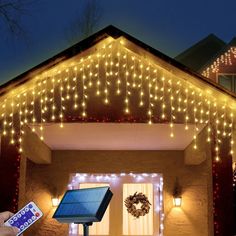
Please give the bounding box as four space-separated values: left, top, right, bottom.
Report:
51 197 60 207
173 196 182 207
173 177 182 207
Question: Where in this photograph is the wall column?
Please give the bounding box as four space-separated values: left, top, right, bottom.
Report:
212 135 233 236
0 136 20 212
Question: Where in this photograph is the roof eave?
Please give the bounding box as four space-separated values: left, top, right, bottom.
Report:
1 25 236 101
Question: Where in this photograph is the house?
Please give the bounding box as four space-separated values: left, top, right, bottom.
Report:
0 25 235 236
176 34 236 94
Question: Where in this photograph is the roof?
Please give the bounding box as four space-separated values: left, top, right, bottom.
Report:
200 36 236 72
1 25 236 100
175 34 226 72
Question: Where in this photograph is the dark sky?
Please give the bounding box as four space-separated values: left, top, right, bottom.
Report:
1 0 236 85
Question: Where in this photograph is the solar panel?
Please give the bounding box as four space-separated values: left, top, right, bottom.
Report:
53 187 113 223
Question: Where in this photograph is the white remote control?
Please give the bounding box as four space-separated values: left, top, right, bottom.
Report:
4 201 43 236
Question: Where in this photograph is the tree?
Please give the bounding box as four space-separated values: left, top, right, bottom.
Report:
0 0 33 38
66 0 102 44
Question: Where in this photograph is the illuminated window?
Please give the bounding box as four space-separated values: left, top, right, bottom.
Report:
123 183 153 235
218 74 236 93
78 183 110 235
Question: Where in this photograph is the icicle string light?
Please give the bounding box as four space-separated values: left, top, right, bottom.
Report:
59 71 64 128
18 95 23 153
184 88 189 131
73 67 79 109
124 52 130 114
81 64 87 117
2 99 7 136
202 47 236 77
10 95 15 144
39 79 44 140
192 90 198 149
51 74 56 120
131 56 136 88
215 102 220 162
169 79 174 137
230 112 234 155
139 61 144 107
207 100 211 142
161 76 165 119
66 69 70 101
0 40 234 156
154 69 158 102
116 51 121 95
31 85 36 132
147 63 153 124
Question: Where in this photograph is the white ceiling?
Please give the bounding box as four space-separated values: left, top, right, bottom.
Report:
29 123 205 150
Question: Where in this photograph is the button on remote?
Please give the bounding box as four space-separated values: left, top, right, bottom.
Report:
35 212 40 217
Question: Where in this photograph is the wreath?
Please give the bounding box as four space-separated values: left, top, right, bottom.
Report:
124 192 151 218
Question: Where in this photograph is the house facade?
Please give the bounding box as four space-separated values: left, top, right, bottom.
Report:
0 26 235 236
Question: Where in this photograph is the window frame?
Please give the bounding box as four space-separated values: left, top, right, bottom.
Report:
217 73 236 93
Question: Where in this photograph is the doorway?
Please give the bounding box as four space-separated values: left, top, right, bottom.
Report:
68 173 164 236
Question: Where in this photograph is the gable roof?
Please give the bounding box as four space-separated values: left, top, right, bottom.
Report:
1 25 236 100
200 36 236 73
175 34 226 72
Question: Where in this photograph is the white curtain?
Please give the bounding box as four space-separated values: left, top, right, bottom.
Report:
123 183 153 235
78 183 110 235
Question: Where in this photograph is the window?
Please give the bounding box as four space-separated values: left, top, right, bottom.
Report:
218 74 236 93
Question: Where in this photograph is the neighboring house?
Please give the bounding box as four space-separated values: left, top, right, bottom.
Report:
0 26 235 236
176 35 236 94
175 34 226 72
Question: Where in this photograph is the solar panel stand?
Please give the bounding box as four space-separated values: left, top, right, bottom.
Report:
75 222 93 236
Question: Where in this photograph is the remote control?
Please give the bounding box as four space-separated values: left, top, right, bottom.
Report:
4 201 43 236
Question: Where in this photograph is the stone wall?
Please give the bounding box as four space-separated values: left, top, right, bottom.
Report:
20 150 213 236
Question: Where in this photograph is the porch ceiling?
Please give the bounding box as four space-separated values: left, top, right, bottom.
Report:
29 123 205 150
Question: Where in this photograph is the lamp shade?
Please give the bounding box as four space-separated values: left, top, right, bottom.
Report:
52 197 60 207
173 196 182 207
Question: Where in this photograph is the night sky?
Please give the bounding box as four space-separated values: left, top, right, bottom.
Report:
1 0 236 85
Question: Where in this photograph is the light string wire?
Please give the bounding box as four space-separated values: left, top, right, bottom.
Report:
0 41 234 156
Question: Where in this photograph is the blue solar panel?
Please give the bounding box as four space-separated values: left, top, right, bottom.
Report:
56 202 101 216
63 188 108 204
53 187 113 223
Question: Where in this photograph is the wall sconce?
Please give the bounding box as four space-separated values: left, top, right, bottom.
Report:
173 196 182 207
173 177 182 207
51 197 60 207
